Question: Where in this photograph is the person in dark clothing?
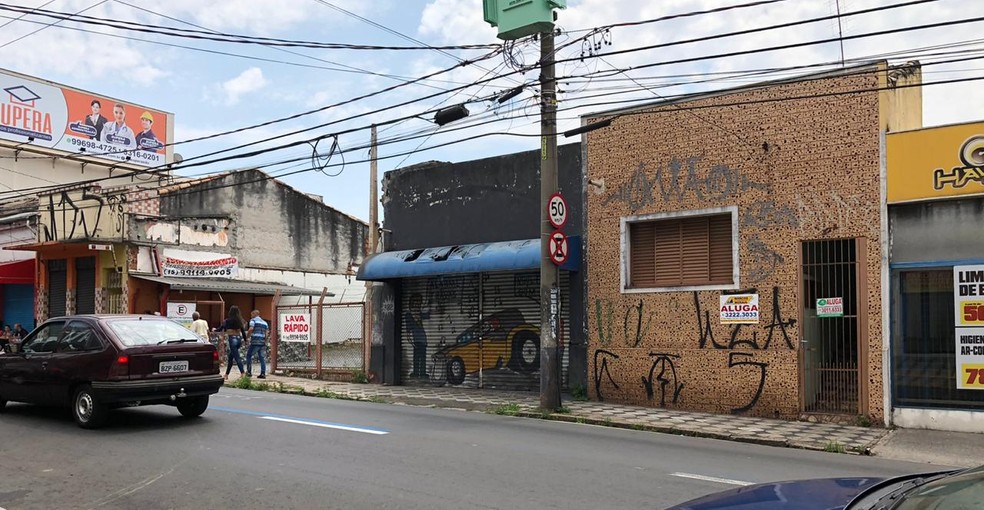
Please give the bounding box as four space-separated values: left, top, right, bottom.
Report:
404 294 430 378
84 99 108 141
213 305 247 380
11 323 28 340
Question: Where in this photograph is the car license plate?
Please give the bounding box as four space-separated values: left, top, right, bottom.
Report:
159 360 189 373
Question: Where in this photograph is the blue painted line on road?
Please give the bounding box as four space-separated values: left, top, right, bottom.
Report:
210 406 390 435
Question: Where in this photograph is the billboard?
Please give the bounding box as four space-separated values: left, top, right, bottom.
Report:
0 68 170 168
887 121 984 203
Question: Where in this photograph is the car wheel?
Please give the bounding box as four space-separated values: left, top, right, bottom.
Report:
177 395 209 418
446 356 466 386
510 329 540 373
73 385 107 429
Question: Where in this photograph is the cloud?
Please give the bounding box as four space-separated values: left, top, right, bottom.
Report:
218 67 269 106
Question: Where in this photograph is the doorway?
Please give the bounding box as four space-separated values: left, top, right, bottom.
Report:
800 238 865 415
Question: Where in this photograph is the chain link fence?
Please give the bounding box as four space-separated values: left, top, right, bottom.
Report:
274 302 365 376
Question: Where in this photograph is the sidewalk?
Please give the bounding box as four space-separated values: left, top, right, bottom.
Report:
223 371 984 468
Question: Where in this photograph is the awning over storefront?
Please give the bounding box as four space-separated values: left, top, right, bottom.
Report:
0 258 34 285
131 274 329 296
357 237 581 281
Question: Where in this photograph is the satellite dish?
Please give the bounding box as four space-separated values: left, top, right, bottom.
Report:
173 153 184 164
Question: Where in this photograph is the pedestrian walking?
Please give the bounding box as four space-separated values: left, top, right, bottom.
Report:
213 306 246 381
246 310 269 379
189 311 209 340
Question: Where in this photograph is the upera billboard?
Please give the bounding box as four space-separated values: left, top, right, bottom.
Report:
0 68 170 168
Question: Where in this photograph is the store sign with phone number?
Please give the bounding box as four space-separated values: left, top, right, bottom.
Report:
161 255 238 278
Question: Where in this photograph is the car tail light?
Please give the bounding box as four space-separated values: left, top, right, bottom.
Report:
213 350 220 368
109 354 130 379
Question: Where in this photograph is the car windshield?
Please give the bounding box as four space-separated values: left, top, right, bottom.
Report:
889 465 984 509
106 319 202 347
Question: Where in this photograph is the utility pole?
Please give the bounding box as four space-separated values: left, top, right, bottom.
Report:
366 125 378 373
539 29 561 410
481 0 566 411
369 124 378 254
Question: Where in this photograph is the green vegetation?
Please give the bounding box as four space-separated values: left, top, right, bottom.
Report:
570 384 588 401
824 441 847 454
490 403 521 416
352 370 369 384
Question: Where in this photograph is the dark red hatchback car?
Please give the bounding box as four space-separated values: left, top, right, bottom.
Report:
0 315 223 428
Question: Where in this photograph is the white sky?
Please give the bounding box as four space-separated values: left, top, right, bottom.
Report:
0 0 981 221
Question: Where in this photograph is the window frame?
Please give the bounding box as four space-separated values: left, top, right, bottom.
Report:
620 206 740 293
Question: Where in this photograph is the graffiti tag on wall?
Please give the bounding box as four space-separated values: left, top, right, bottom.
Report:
39 189 126 242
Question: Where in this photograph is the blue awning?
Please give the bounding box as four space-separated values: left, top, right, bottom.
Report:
357 237 580 281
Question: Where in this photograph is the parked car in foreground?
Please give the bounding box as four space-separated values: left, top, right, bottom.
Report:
0 315 223 428
667 464 984 509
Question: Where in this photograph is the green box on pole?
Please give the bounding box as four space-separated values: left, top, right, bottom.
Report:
483 0 566 40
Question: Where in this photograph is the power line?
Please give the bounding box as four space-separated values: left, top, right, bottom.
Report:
0 0 55 31
309 0 523 87
0 2 500 51
0 2 969 197
0 0 108 50
0 0 887 166
9 68 984 209
111 0 458 93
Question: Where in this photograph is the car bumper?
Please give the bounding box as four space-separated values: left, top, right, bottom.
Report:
91 374 224 404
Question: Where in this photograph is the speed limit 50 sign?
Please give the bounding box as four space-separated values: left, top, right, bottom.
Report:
547 192 568 229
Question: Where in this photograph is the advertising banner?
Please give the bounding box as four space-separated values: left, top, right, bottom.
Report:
279 313 311 343
161 248 238 278
887 121 984 203
954 266 984 390
956 327 984 390
0 68 169 167
719 293 759 324
816 297 844 318
167 301 197 328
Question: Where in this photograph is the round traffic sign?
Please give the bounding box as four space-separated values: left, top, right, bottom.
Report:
548 230 569 266
547 192 568 229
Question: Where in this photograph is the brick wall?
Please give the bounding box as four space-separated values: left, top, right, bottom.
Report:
584 66 887 421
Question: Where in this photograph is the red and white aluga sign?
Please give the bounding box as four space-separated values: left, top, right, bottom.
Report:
549 230 569 266
547 192 568 229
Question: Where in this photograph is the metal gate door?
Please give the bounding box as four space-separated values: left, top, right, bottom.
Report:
800 238 865 415
47 259 67 318
75 257 96 315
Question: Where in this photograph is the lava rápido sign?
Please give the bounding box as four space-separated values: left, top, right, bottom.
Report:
719 294 759 324
279 313 311 343
954 265 984 389
816 297 844 318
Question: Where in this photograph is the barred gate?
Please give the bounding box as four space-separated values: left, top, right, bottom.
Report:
273 301 365 376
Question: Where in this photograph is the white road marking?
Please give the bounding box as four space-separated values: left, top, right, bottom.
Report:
670 472 754 486
260 416 389 435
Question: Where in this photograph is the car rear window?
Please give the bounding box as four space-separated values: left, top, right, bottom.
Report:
106 319 203 347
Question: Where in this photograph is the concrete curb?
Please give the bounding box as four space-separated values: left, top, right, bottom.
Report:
222 380 883 456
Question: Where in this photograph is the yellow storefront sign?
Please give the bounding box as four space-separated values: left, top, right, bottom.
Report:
887 121 984 203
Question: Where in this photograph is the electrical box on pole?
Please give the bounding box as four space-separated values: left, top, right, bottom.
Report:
482 0 566 40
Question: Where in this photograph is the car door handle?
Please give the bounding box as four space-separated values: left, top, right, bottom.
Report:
41 361 48 370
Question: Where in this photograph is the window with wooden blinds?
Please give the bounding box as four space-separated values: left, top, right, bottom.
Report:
627 213 733 289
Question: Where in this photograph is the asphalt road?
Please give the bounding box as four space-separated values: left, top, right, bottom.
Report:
0 388 946 510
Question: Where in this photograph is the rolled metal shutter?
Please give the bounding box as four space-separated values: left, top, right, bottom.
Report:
2 284 35 329
400 274 479 387
47 259 67 318
75 257 96 315
480 271 571 391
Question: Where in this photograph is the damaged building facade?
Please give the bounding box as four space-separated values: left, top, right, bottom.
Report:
359 145 586 391
19 170 368 346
